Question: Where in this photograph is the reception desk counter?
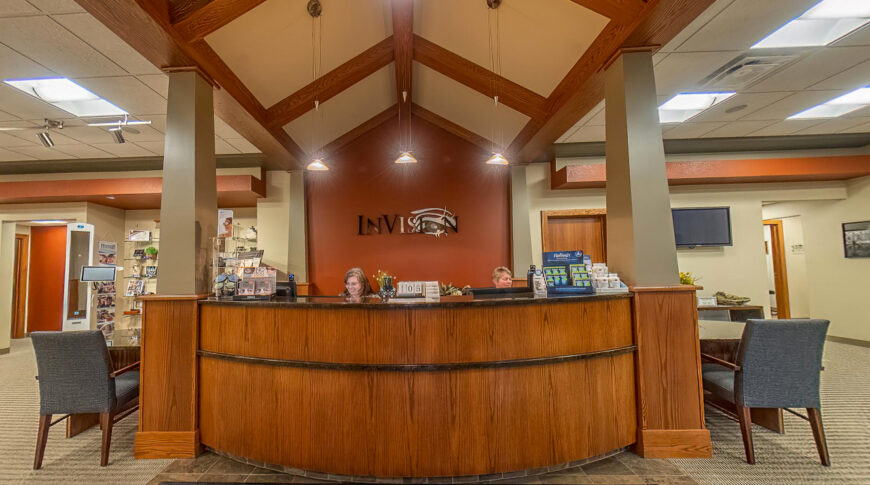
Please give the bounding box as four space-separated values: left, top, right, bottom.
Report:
135 289 711 480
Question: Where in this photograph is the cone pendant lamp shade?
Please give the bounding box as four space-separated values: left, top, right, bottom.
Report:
394 151 417 164
485 153 509 165
306 158 329 171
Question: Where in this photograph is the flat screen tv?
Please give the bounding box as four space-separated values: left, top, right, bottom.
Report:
672 207 732 247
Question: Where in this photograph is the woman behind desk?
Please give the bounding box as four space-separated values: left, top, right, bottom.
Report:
492 266 513 288
339 267 374 300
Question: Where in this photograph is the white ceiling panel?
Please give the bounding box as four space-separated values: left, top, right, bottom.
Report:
147 115 167 134
740 90 848 121
676 0 818 52
29 0 85 14
91 142 157 157
412 62 528 148
701 120 776 138
136 74 169 99
0 1 40 16
747 47 870 93
215 117 243 139
414 0 608 97
0 16 126 77
659 0 735 53
8 145 80 159
0 84 72 119
60 125 120 144
689 92 792 123
749 119 823 137
132 141 164 155
0 43 56 80
284 64 397 153
842 119 870 133
0 147 36 161
3 127 80 146
53 13 161 75
0 131 37 147
663 122 728 139
225 138 261 153
74 77 166 115
207 0 392 108
0 110 20 122
654 51 742 96
563 125 605 143
48 143 114 159
811 59 870 90
794 117 870 135
118 125 165 143
831 23 870 47
215 137 241 155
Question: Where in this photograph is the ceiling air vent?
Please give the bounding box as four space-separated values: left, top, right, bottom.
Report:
700 53 800 90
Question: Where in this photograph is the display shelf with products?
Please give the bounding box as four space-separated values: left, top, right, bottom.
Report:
118 225 158 331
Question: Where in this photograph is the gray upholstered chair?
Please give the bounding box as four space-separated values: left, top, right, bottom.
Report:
701 319 830 466
31 331 140 468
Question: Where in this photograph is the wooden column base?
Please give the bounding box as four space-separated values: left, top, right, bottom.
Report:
635 429 711 458
134 430 201 459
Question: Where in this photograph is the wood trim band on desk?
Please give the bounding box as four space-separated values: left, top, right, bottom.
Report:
197 345 638 371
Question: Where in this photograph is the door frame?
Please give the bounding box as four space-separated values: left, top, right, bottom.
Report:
763 219 790 319
12 234 29 339
541 209 607 262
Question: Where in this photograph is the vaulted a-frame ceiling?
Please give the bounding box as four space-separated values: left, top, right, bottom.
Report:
75 0 712 169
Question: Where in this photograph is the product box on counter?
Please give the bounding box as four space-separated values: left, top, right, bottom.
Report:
541 251 593 294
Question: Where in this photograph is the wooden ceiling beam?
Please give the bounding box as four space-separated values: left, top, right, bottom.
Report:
413 35 548 120
411 104 491 154
320 104 399 160
74 0 304 169
393 0 414 146
569 0 651 25
173 0 266 43
509 0 715 164
266 36 395 129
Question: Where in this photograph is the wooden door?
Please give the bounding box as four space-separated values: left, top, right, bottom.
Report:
763 219 790 319
541 209 607 263
11 235 28 339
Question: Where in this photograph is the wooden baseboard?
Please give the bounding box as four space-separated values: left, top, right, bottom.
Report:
827 335 870 349
135 430 201 459
634 428 711 458
0 347 9 355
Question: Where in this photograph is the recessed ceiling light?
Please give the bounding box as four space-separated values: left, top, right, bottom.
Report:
31 219 68 224
752 0 870 49
788 86 870 119
87 120 151 127
3 77 127 117
658 92 736 123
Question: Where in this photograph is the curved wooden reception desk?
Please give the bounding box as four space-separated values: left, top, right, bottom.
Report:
135 289 711 479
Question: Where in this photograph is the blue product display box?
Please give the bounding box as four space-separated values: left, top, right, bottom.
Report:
541 251 593 294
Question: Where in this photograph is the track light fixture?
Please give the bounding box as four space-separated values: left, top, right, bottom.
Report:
109 126 125 144
36 131 54 147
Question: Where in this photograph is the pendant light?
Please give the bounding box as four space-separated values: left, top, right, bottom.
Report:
306 0 328 171
394 88 416 164
485 0 509 166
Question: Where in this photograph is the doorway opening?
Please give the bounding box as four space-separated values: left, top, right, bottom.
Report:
763 219 790 319
11 234 29 339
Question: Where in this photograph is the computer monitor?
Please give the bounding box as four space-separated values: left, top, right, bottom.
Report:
80 265 116 282
470 287 533 299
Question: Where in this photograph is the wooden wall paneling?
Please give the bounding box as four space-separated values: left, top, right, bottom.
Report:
266 37 396 128
541 209 607 263
172 0 266 43
630 286 711 458
12 234 28 339
412 35 548 120
135 295 206 458
764 219 791 319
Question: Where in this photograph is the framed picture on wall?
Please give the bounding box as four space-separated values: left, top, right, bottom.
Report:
843 221 870 258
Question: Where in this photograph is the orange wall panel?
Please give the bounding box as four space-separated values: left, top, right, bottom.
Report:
306 118 511 295
27 226 67 332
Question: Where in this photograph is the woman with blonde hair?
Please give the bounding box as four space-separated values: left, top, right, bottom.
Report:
491 266 513 288
339 267 374 299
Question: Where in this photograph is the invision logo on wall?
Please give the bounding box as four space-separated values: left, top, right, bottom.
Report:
357 207 458 238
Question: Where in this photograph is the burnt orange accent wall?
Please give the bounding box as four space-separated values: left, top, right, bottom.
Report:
27 226 67 332
551 155 870 189
307 117 510 295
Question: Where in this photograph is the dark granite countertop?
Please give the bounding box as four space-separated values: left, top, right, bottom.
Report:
200 292 630 309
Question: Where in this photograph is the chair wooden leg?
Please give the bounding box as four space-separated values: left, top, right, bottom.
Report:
808 408 831 466
736 404 756 464
99 412 113 467
34 414 51 470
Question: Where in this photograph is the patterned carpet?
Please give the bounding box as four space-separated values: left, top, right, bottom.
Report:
1 338 868 484
0 338 169 485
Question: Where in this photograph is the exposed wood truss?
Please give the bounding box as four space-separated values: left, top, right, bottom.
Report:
172 0 266 43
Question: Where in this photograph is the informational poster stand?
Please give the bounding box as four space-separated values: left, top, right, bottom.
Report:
541 250 594 294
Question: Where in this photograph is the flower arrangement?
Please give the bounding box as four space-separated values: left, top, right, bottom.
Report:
371 269 394 291
679 271 701 285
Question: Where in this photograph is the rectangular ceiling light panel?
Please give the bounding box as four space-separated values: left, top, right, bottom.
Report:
3 77 127 117
658 92 736 123
753 0 870 48
789 86 870 119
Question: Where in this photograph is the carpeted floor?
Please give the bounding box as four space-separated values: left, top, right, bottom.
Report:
2 338 868 484
0 338 170 485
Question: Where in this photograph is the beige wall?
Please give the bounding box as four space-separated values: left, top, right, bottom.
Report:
522 162 851 318
763 175 870 342
0 223 15 351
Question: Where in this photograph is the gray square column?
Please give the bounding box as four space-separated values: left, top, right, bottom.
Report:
604 50 679 287
157 71 217 295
